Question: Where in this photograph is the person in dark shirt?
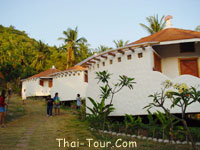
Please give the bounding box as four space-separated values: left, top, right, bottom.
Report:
0 90 8 127
46 96 53 117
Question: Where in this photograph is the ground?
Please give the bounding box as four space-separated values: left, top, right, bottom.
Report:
0 96 199 150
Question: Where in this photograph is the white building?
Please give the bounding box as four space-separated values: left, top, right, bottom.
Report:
77 27 200 116
21 67 60 99
50 66 88 101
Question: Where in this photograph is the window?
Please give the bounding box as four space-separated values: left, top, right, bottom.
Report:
110 60 113 64
48 79 53 88
179 58 199 77
127 55 132 60
78 73 80 76
102 62 105 66
138 53 143 58
118 57 121 62
84 71 88 83
39 80 44 86
180 42 195 53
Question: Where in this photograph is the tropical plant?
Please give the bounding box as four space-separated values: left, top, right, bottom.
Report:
140 14 166 35
147 110 158 138
113 40 129 48
96 45 112 53
154 111 179 139
58 26 87 68
124 114 144 135
31 40 50 71
78 42 93 62
144 80 200 150
87 71 136 130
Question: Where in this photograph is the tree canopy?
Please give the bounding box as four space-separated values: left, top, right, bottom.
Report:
140 14 166 34
0 25 92 90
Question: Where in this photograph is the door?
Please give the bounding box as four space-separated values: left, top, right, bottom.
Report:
179 58 199 77
153 52 162 72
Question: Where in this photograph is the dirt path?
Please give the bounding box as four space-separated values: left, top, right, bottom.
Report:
0 98 96 150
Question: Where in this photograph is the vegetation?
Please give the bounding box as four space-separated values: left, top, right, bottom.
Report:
3 96 199 150
1 96 98 150
0 25 130 92
58 26 92 68
0 25 92 92
140 14 166 34
95 45 112 52
84 79 200 149
87 71 135 130
113 39 129 48
145 80 200 150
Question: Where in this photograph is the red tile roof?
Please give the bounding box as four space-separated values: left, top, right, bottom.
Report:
28 68 60 79
129 28 200 45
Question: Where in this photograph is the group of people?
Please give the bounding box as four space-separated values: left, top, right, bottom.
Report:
0 89 9 128
46 93 81 117
0 89 82 127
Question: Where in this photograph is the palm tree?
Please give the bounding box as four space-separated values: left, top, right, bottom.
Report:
31 40 50 71
195 25 200 31
96 45 112 53
78 42 92 61
58 27 87 68
140 14 166 35
113 40 129 48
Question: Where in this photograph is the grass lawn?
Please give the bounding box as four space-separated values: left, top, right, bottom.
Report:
0 96 199 150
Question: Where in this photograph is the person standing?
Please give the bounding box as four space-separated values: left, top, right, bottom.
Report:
7 88 12 104
76 94 81 110
0 90 8 128
53 93 60 115
46 96 53 117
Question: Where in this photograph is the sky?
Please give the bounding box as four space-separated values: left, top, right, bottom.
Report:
0 0 199 49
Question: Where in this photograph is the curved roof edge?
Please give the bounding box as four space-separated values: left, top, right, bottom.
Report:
21 68 60 82
76 41 159 67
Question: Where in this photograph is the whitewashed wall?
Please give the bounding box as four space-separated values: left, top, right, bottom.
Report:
154 43 200 78
21 78 51 99
51 71 87 101
86 47 200 116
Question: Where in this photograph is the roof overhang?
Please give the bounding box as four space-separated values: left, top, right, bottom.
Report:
50 68 87 77
76 41 159 66
39 77 52 79
158 38 200 45
21 76 51 82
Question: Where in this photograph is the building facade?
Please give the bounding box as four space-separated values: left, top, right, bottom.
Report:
77 28 200 116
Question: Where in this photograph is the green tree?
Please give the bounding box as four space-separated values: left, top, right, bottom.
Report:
0 25 62 91
31 40 50 71
78 42 92 62
140 14 166 35
58 26 87 68
96 45 112 53
145 80 200 150
87 71 136 130
113 40 129 48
